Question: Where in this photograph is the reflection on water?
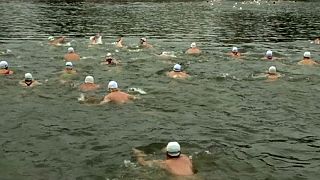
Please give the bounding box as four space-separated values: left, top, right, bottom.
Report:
1 0 320 180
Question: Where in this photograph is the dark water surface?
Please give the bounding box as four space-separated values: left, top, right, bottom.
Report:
1 0 320 180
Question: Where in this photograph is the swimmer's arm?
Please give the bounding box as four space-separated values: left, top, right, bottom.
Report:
132 148 164 168
251 73 268 79
128 95 138 100
19 81 27 86
114 60 121 64
100 97 111 105
115 43 123 48
297 60 304 65
57 36 65 42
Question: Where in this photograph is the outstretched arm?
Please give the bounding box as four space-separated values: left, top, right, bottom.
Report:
132 148 164 168
128 94 139 100
100 96 111 105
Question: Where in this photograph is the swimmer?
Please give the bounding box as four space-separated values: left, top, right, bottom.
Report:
48 36 66 46
89 33 103 45
64 62 77 74
79 76 100 92
262 50 282 61
185 42 201 55
229 47 242 57
0 61 14 75
19 73 41 87
133 142 195 176
167 64 190 79
60 62 77 84
264 50 274 60
266 66 281 81
101 53 120 65
100 81 136 104
115 35 125 48
298 52 318 65
64 47 80 61
139 37 153 48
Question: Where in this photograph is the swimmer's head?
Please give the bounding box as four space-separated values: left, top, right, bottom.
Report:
48 36 54 41
303 51 311 58
24 73 33 81
166 142 181 157
65 62 73 70
108 80 118 89
266 50 273 58
191 42 197 48
85 76 94 84
173 64 181 72
68 47 74 53
0 61 8 69
140 37 147 42
232 47 238 53
106 53 112 57
268 66 277 74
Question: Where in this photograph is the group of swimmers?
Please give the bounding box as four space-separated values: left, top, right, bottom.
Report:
1 33 319 177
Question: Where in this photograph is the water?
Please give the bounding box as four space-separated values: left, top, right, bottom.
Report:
1 0 320 179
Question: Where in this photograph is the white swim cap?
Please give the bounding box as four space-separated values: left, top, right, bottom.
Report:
304 51 311 58
48 36 54 41
65 62 73 68
268 66 277 74
191 42 197 48
232 47 238 52
0 61 8 69
173 64 181 72
166 142 181 157
68 47 74 53
140 37 147 42
266 50 273 57
85 76 94 83
108 81 118 89
106 53 112 56
24 73 33 80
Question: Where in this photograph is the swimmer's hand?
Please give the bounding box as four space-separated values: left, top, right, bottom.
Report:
99 98 110 105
